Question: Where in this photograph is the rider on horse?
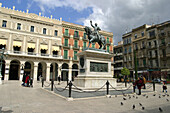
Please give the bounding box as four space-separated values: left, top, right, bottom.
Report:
90 20 101 40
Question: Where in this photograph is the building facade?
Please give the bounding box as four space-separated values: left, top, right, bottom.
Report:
113 41 123 78
122 21 170 79
0 3 114 82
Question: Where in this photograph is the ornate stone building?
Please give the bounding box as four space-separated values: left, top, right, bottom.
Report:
0 3 114 82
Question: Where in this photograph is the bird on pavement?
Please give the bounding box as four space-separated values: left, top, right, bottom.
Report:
143 94 146 97
129 96 131 99
167 94 169 97
159 107 163 112
139 103 142 106
136 97 138 99
159 96 161 98
142 107 145 110
132 105 135 109
123 97 126 100
146 96 148 98
153 94 156 96
121 102 123 106
166 99 169 102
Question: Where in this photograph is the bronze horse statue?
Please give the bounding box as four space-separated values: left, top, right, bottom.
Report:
84 26 106 50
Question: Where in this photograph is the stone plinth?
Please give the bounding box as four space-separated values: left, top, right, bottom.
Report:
74 49 117 88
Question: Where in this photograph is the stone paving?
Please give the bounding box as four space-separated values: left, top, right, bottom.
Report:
0 81 170 113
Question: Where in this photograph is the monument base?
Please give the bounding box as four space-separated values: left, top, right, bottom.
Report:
74 77 116 88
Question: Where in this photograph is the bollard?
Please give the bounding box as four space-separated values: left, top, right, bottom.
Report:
153 81 155 91
133 82 135 93
125 80 127 87
51 79 54 91
42 78 44 87
106 80 109 95
68 81 72 98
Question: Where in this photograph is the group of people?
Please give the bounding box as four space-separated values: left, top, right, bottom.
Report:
22 74 33 87
133 76 167 95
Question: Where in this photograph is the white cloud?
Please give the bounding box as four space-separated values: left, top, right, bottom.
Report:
31 0 170 45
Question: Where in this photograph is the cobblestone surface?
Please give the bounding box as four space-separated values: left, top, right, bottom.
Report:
0 81 170 113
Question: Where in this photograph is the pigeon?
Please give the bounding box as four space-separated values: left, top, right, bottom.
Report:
132 105 135 109
133 95 135 98
166 99 169 102
129 96 131 99
153 94 156 96
121 102 123 105
159 107 163 112
146 96 148 98
159 96 161 98
136 97 138 99
167 94 169 97
123 98 127 100
143 94 146 97
115 95 117 97
162 95 166 97
139 103 142 106
142 107 145 110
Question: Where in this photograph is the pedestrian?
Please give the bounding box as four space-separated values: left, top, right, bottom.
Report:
30 77 33 87
58 75 61 85
142 76 146 89
134 77 144 95
25 75 30 87
162 82 167 93
22 73 27 86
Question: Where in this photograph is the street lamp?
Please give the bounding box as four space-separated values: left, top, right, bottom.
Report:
0 47 8 85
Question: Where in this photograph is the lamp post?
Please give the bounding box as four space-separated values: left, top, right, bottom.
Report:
0 47 8 84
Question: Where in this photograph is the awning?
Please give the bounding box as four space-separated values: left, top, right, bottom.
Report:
0 39 6 45
40 45 48 50
13 41 22 47
27 43 35 49
52 46 59 51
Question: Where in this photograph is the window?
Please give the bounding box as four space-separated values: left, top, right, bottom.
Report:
64 50 68 59
83 42 86 48
129 38 131 43
129 46 131 53
92 43 95 48
150 60 153 67
53 51 58 57
64 39 68 46
74 31 79 38
149 51 152 57
141 32 144 37
135 43 138 50
74 40 78 48
154 40 157 47
2 20 7 27
124 48 127 53
162 49 166 57
54 30 58 36
148 42 151 48
143 59 146 66
149 30 155 37
107 45 109 52
74 51 77 60
41 49 47 56
107 37 109 43
30 26 34 32
155 50 157 56
28 48 35 55
135 34 137 39
84 33 86 39
17 23 21 30
13 46 21 53
65 29 69 36
161 39 165 45
43 28 46 34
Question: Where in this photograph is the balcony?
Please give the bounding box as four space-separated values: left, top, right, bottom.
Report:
41 53 49 56
114 59 123 63
73 46 79 50
53 54 60 57
158 32 166 38
63 56 71 60
14 51 22 54
114 67 123 70
27 52 36 55
73 35 80 39
72 57 79 61
63 44 70 49
63 33 70 38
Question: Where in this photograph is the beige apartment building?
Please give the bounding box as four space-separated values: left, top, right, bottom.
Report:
0 3 114 82
122 21 170 79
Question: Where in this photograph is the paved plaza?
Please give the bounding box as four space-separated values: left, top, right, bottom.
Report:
0 81 170 113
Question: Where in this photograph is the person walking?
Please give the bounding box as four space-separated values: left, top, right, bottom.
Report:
134 77 144 95
58 75 61 85
22 73 27 86
162 82 167 93
25 75 30 87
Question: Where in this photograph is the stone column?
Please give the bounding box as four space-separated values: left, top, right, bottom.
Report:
22 35 26 54
52 63 56 80
33 62 39 81
20 61 25 81
46 63 51 81
58 63 62 78
4 60 11 80
7 33 12 52
48 39 51 56
69 62 73 81
36 38 40 55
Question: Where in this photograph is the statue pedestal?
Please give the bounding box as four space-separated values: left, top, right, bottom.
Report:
74 49 117 88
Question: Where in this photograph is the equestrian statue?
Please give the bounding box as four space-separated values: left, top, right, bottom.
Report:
84 20 106 50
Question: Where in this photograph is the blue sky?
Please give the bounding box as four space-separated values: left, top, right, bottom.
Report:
1 0 170 45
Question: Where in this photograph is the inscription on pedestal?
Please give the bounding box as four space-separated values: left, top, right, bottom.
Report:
90 62 108 72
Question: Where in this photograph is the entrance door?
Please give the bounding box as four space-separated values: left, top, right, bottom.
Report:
9 61 19 80
62 71 68 81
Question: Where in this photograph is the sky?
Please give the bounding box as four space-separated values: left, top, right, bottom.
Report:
0 0 170 45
